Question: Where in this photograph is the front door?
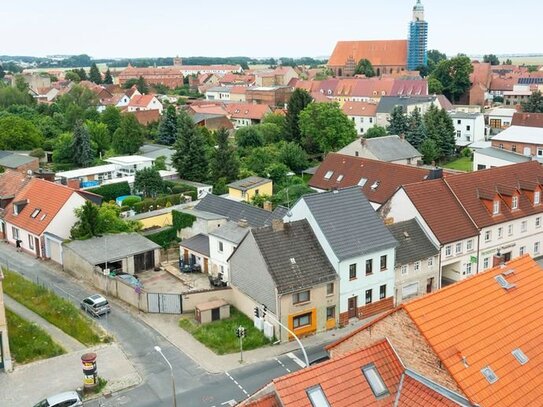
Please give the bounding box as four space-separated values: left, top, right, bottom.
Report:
211 307 220 321
348 296 358 319
203 258 209 274
427 277 434 294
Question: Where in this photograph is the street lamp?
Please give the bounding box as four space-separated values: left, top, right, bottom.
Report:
154 346 177 407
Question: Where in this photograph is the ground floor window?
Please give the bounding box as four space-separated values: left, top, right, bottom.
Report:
293 312 312 329
28 235 34 250
365 289 372 304
402 282 419 299
326 306 335 320
12 227 19 240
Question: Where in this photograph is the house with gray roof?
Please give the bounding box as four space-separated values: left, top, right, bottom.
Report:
473 146 534 171
195 193 287 228
337 135 422 165
387 218 440 303
287 187 398 325
229 219 339 342
0 152 39 173
376 95 447 127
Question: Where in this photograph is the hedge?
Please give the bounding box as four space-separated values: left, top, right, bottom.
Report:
88 182 131 202
145 227 180 249
172 210 196 231
131 192 199 214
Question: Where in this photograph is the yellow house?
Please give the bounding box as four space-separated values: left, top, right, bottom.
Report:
228 176 273 202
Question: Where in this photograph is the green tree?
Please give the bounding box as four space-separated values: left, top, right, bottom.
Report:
387 106 409 136
284 89 313 143
265 162 290 186
0 86 34 108
157 105 178 145
429 56 473 103
261 112 286 128
30 148 45 159
235 126 264 149
71 120 94 167
112 114 144 154
0 115 43 150
503 58 513 65
172 110 209 181
483 54 500 65
365 125 387 139
354 59 376 77
89 63 102 84
428 77 444 95
406 108 426 150
521 90 543 113
103 69 113 85
427 49 447 74
134 167 164 197
415 65 430 78
52 133 74 165
0 65 4 79
210 127 239 182
420 138 440 164
77 68 88 81
71 202 141 239
298 102 357 154
14 75 29 92
257 123 283 144
86 120 110 157
278 141 308 172
36 115 62 140
136 76 149 94
65 71 81 82
101 105 122 135
423 105 456 161
70 201 100 239
243 145 279 176
154 155 167 171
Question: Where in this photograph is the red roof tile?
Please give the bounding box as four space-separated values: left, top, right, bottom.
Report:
342 101 378 117
128 94 157 108
402 180 479 244
329 40 408 67
0 171 32 200
511 112 543 128
225 103 271 120
242 393 281 407
404 255 543 407
3 178 78 236
130 109 161 125
310 153 431 205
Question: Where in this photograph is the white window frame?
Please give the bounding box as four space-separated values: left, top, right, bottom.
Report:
535 191 541 205
28 235 34 250
483 257 490 269
534 241 540 255
493 200 500 215
520 246 526 256
455 242 463 254
414 261 421 272
536 217 541 229
427 257 433 268
401 264 408 276
12 227 19 240
464 263 473 276
445 245 452 257
521 221 527 233
508 224 513 236
485 230 492 242
466 239 473 251
512 196 519 210
498 227 503 239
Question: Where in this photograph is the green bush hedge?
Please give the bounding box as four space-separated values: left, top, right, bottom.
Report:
88 182 131 202
121 195 142 208
145 227 180 249
132 193 185 214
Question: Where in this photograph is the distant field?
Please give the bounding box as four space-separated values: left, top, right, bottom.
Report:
500 56 543 66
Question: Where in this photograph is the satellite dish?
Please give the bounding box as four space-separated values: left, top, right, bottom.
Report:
27 169 33 176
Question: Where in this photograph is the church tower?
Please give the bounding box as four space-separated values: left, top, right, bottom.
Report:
407 0 428 70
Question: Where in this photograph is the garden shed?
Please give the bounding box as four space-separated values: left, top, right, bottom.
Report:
195 299 230 324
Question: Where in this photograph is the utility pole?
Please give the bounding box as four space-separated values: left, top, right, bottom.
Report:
236 325 246 363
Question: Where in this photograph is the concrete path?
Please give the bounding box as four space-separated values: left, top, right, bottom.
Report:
0 343 141 407
4 295 85 353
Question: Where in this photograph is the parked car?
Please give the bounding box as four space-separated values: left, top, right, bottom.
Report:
80 294 111 317
33 391 82 407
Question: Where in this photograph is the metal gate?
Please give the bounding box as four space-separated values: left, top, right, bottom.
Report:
147 293 182 314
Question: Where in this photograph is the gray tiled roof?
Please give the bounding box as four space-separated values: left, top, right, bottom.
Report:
0 153 37 169
195 193 286 228
179 233 210 257
475 147 531 163
363 135 421 162
227 176 271 191
252 219 337 294
209 221 249 244
377 96 438 114
301 187 397 260
65 233 160 265
386 219 439 265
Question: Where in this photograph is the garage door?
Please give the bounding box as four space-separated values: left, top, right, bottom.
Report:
48 238 62 264
402 282 419 299
134 250 155 273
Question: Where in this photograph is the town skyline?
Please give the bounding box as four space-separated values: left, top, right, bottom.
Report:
2 0 542 59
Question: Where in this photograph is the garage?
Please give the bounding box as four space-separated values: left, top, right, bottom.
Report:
402 282 419 300
44 232 64 264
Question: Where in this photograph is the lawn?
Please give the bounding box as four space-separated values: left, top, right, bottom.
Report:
3 269 103 346
443 157 473 172
179 308 272 355
6 308 65 364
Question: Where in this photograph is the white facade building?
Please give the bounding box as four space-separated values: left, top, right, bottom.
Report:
450 112 486 147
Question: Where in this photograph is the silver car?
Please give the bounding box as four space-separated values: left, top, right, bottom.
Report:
33 391 82 407
80 294 111 317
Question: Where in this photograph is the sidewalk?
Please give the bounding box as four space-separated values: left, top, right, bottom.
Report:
0 343 141 407
139 312 374 373
4 295 85 353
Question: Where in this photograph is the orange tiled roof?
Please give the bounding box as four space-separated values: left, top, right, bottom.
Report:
271 338 460 406
3 178 77 236
342 101 378 117
328 40 408 67
128 94 157 108
404 255 543 406
130 109 161 125
242 393 281 407
225 103 271 120
188 104 228 116
0 171 32 199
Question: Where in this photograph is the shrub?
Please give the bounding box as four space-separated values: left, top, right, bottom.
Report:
145 227 179 249
122 195 142 208
172 211 196 231
88 181 131 202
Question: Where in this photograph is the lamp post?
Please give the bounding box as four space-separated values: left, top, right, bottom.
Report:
154 346 177 407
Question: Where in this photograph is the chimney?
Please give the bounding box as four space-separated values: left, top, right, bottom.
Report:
427 168 443 180
263 201 273 212
238 219 248 228
492 251 505 268
271 219 284 232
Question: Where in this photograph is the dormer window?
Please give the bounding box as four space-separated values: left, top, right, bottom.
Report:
535 191 541 205
512 195 519 210
493 200 500 215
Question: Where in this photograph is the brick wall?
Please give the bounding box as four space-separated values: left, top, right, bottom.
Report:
338 297 394 327
329 308 463 394
490 140 537 156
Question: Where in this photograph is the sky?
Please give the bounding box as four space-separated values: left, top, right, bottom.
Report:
1 0 542 59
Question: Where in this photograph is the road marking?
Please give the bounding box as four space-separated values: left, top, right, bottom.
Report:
274 357 291 373
287 352 307 368
225 372 249 396
221 400 237 406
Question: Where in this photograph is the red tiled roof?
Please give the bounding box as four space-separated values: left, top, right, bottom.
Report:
404 255 543 407
310 153 431 205
242 393 281 407
0 171 32 199
470 62 492 88
342 101 378 117
225 103 271 120
128 94 157 108
130 109 161 125
188 104 228 116
489 76 517 92
402 180 479 244
390 79 428 97
230 85 248 95
3 178 77 236
329 40 408 67
511 112 543 128
272 338 459 406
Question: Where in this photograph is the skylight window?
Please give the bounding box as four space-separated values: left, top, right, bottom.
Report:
324 171 334 180
358 178 367 187
370 181 381 191
306 385 330 407
512 348 529 365
30 209 41 218
290 258 296 265
40 214 47 221
336 174 344 182
481 366 498 384
495 275 516 290
362 364 389 398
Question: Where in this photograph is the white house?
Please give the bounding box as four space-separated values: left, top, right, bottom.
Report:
287 187 398 325
205 86 233 101
485 107 516 132
127 94 163 114
3 179 90 264
449 111 486 147
105 155 155 177
341 101 378 136
473 147 532 171
208 221 249 283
